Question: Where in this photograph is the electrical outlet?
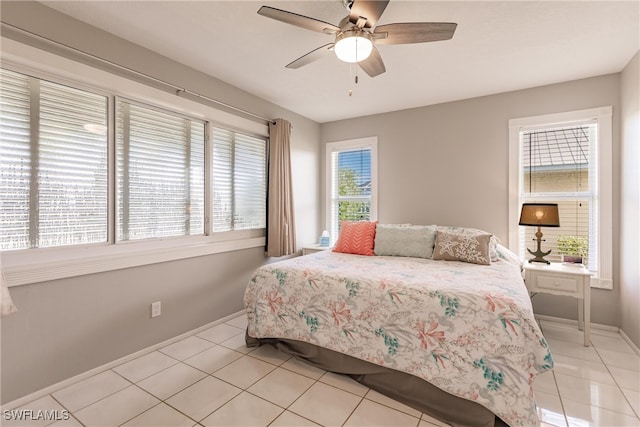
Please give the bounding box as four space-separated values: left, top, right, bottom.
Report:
151 301 161 318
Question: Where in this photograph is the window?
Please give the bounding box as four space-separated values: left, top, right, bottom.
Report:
326 137 377 242
509 107 613 288
1 49 269 286
1 67 266 255
212 128 267 232
116 99 205 241
0 68 108 250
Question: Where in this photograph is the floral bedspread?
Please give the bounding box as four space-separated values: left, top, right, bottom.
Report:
244 249 553 426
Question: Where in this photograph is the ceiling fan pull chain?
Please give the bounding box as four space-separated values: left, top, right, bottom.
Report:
348 63 355 96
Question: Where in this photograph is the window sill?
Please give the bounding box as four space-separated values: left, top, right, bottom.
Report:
2 233 265 287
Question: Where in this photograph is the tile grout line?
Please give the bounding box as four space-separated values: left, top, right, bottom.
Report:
591 343 640 421
9 316 640 427
544 322 640 423
550 370 569 427
4 312 248 411
551 335 640 421
160 374 237 426
57 324 249 427
540 323 570 427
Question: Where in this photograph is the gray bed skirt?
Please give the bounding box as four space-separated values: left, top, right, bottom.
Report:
246 334 508 427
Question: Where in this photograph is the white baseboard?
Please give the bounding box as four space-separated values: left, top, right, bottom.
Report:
2 310 245 410
535 314 640 356
534 313 619 332
619 328 640 357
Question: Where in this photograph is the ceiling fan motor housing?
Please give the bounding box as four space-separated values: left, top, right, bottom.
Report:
334 29 373 63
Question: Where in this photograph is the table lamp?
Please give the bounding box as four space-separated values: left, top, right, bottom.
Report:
519 203 560 264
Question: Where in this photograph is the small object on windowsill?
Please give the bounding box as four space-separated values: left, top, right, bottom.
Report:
561 254 583 266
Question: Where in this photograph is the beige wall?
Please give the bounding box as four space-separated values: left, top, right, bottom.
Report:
321 74 622 330
620 51 640 347
0 2 321 404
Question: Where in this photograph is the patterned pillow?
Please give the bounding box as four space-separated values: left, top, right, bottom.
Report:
333 221 378 256
374 224 437 258
432 230 492 265
437 226 499 262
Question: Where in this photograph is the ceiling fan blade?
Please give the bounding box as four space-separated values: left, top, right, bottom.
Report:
374 23 457 45
286 44 335 69
349 0 389 28
358 46 385 77
258 6 340 34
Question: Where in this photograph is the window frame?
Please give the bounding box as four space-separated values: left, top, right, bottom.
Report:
114 96 208 242
508 107 613 289
1 68 112 251
1 41 268 288
211 126 268 233
325 136 378 244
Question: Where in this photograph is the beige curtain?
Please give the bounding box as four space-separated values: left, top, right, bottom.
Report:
266 119 296 257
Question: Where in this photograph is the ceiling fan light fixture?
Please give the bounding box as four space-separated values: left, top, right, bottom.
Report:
334 29 373 63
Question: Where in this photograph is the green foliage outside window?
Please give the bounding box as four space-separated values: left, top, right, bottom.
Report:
557 235 589 258
338 169 369 222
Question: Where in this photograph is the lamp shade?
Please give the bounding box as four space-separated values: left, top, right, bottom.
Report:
334 30 373 63
519 203 560 227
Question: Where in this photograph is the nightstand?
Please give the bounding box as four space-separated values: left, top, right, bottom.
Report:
524 263 593 346
301 244 331 255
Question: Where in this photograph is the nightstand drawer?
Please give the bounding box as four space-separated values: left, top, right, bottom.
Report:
537 275 579 294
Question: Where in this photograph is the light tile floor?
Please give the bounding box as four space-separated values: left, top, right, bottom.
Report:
4 316 639 427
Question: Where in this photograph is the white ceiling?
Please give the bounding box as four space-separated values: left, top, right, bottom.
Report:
40 1 639 123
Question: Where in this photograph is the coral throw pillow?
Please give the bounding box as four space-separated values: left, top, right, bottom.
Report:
333 221 378 256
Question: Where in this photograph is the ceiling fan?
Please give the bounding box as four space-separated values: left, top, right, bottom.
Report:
257 0 457 78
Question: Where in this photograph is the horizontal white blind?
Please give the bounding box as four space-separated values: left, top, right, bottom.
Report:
0 69 31 250
116 100 205 241
520 124 596 268
211 127 266 232
329 147 372 240
189 121 205 235
234 133 266 230
212 128 233 231
0 68 108 250
38 81 108 247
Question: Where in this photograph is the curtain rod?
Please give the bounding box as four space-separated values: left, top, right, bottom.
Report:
1 23 276 125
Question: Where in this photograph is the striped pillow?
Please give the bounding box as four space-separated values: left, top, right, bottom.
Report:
333 221 378 256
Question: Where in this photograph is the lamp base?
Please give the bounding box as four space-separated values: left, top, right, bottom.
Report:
527 248 552 264
527 226 552 264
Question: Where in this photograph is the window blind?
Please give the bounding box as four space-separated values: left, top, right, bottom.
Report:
0 68 108 250
234 133 266 230
211 127 266 232
1 67 265 253
519 124 597 269
116 100 205 241
0 69 31 250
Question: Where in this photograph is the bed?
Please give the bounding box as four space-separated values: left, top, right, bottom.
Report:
244 224 553 427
